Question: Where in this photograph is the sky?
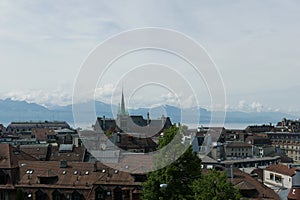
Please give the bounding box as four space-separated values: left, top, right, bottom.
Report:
0 0 300 114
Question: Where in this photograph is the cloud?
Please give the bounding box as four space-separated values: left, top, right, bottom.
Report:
1 1 300 114
237 100 246 110
250 101 263 112
1 89 72 107
94 84 116 100
228 100 283 113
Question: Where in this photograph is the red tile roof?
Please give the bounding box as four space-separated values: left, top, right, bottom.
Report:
232 169 279 199
0 144 37 169
20 145 49 160
31 128 55 141
49 145 86 162
265 164 296 176
226 142 252 148
17 161 138 188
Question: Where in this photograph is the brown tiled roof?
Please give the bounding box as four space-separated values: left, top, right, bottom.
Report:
20 145 49 160
234 180 256 190
31 128 56 141
0 144 37 169
265 164 296 176
251 168 263 181
49 145 86 162
226 142 252 148
232 169 279 199
268 152 293 163
17 161 138 188
245 134 272 145
115 134 158 150
8 121 70 129
112 154 154 174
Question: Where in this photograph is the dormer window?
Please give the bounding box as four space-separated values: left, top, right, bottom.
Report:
38 176 58 184
26 170 34 174
0 170 7 184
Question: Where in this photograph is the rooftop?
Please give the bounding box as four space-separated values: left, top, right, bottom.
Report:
265 164 296 176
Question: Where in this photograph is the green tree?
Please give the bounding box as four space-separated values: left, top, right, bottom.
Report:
141 125 240 200
193 169 241 200
142 125 202 200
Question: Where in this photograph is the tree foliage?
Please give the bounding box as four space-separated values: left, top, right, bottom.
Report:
141 125 240 200
193 169 241 200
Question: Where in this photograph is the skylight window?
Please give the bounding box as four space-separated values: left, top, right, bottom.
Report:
26 170 34 174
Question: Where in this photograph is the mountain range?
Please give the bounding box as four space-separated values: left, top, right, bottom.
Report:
0 98 298 128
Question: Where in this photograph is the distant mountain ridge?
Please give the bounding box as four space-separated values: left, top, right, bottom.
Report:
0 98 298 128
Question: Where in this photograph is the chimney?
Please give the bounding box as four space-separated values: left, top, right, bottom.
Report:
103 116 106 130
161 115 166 128
60 160 68 168
93 161 98 172
117 133 121 143
288 170 300 200
147 112 150 126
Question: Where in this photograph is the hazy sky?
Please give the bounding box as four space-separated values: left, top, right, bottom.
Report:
1 1 300 114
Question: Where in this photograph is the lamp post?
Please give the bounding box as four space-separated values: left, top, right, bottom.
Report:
159 183 168 200
160 184 168 189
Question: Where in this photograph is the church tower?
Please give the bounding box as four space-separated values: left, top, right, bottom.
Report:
118 88 128 116
117 88 128 131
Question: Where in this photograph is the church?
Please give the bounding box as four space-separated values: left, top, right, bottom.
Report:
94 90 172 137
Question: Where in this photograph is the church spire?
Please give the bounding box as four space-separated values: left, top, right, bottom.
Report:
119 88 128 115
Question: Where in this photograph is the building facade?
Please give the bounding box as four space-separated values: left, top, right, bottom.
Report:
264 164 295 189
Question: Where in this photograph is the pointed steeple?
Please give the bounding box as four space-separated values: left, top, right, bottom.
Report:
118 88 128 116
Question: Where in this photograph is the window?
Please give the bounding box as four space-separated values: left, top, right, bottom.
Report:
113 187 122 200
39 176 58 184
72 190 83 200
0 170 7 184
35 190 47 200
95 187 106 200
275 175 282 183
52 190 65 200
66 193 71 200
270 173 274 180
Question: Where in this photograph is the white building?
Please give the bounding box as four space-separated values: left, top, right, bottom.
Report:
264 164 296 189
